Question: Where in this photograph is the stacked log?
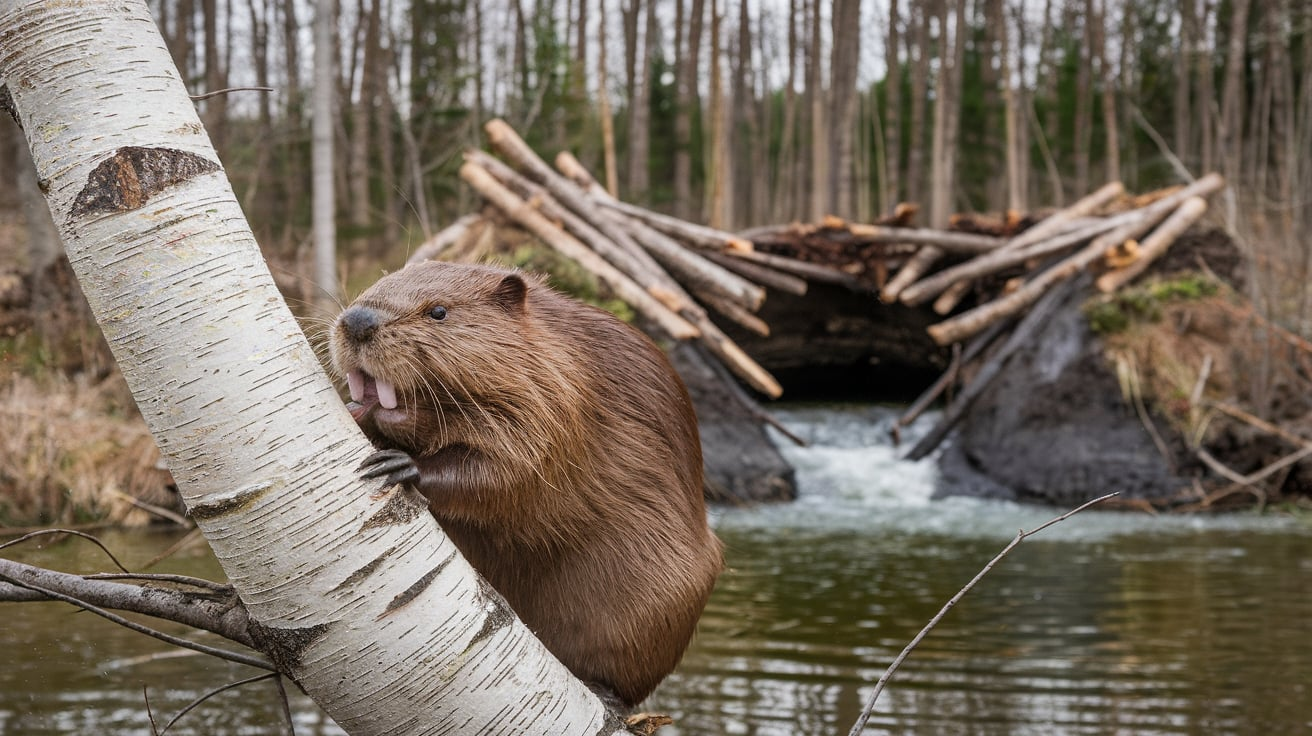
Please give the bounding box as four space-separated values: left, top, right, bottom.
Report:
414 119 1224 422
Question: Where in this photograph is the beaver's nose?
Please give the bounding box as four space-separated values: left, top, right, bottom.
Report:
339 306 381 344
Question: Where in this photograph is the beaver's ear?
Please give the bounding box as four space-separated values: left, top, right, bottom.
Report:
491 273 528 315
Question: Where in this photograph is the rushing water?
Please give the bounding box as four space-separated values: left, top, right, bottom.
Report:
3 405 1311 735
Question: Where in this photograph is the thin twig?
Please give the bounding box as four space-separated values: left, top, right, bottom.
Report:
274 675 298 736
83 572 232 593
142 527 206 570
145 684 160 735
189 86 274 101
108 489 191 527
0 571 273 671
846 492 1120 736
0 529 131 572
159 673 280 735
1129 104 1197 184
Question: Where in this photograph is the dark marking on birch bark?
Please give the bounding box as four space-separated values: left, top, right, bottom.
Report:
247 620 330 676
70 146 219 217
381 554 455 616
189 481 272 521
465 578 515 649
361 486 429 529
0 86 17 128
330 548 395 594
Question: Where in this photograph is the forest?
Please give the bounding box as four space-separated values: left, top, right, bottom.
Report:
3 0 1303 312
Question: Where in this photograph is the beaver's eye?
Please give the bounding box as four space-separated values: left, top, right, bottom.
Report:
428 305 448 321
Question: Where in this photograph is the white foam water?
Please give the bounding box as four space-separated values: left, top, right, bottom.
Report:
713 404 1309 542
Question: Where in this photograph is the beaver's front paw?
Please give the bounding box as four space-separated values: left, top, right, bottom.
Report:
357 449 421 489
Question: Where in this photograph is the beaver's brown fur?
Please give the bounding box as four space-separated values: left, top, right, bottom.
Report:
329 261 722 707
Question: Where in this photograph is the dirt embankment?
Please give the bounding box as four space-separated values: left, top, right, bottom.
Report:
940 226 1312 512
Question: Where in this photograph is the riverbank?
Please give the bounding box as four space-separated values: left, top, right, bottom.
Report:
3 222 1311 527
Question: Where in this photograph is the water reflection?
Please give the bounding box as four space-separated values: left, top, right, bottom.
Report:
2 405 1310 734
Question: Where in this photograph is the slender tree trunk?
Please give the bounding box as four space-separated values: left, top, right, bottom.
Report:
751 8 772 224
1219 0 1251 223
829 0 860 218
242 0 273 218
981 0 1006 211
512 0 528 121
278 0 303 247
706 0 729 226
807 0 828 220
1195 0 1215 173
313 0 340 307
1117 1 1135 188
378 44 398 249
169 0 193 84
598 0 620 196
674 0 704 220
1095 0 1119 184
884 0 902 212
348 0 381 235
1038 0 1058 149
772 0 798 218
1175 0 1195 166
1072 0 1093 196
0 4 623 731
1013 0 1032 205
906 1 930 207
930 0 964 228
1265 0 1295 238
730 0 755 225
622 0 639 190
627 0 654 200
1002 0 1026 211
201 0 228 152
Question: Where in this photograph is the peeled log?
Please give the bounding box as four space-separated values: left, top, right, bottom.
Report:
920 182 1125 313
459 161 700 341
881 246 944 303
1096 197 1209 292
464 149 683 306
483 119 685 306
557 151 753 253
900 215 1130 306
844 224 1006 254
553 151 767 313
927 175 1224 345
703 251 809 296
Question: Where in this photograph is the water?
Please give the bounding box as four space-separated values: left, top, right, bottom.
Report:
3 405 1310 735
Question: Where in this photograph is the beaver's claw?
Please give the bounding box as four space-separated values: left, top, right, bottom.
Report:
357 449 420 489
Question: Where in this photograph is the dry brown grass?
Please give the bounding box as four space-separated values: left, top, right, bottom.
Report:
0 369 175 527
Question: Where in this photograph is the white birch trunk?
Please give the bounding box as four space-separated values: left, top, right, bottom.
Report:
0 2 619 733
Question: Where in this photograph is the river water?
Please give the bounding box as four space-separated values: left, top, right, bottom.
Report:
3 405 1310 735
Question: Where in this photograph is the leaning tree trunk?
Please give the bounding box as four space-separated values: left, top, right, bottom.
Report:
0 2 621 734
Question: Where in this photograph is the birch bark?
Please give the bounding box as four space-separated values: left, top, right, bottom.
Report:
0 2 620 733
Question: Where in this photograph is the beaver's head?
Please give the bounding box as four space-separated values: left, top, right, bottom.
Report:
329 261 535 452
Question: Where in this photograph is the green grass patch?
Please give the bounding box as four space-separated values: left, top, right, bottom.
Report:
1085 273 1219 335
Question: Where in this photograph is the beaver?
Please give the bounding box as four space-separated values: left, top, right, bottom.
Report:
329 260 723 708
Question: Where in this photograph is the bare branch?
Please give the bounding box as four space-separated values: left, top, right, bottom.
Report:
0 529 132 572
0 558 254 647
0 565 272 670
189 85 274 101
159 673 281 735
847 492 1120 736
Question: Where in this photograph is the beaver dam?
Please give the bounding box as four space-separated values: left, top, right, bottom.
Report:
406 118 1312 515
3 121 1308 526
